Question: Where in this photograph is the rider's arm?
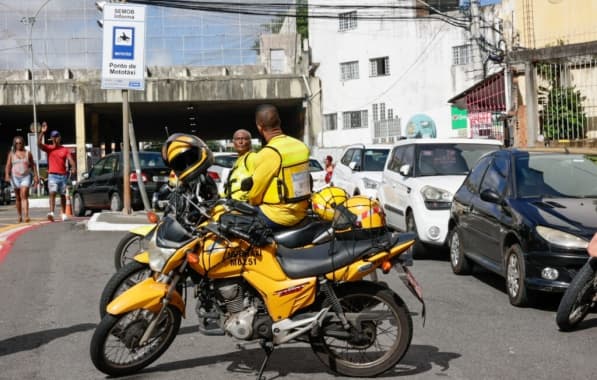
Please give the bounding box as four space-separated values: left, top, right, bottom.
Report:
588 233 597 257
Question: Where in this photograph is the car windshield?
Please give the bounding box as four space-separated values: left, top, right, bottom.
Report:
415 143 499 176
362 149 389 171
515 154 597 198
309 159 324 172
213 154 237 168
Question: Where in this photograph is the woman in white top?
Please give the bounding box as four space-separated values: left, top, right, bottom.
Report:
4 136 39 223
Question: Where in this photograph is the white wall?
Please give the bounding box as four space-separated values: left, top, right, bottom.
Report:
309 0 472 148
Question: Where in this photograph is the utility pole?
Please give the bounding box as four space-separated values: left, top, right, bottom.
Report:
469 0 484 80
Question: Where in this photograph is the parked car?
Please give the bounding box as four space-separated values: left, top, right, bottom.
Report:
378 138 502 253
72 152 170 216
208 152 238 195
309 157 326 191
448 149 597 306
0 178 12 205
330 143 392 198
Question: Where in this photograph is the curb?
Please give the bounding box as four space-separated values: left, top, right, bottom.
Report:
86 213 150 232
0 222 50 264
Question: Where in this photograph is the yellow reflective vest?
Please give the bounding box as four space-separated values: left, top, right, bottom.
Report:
261 135 310 204
224 151 255 201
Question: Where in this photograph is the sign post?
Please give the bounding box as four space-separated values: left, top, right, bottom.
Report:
100 3 146 214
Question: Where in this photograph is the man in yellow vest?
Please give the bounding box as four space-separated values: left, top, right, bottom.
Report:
223 128 256 201
247 104 311 230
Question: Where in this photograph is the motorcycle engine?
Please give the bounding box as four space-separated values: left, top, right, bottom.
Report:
212 279 272 340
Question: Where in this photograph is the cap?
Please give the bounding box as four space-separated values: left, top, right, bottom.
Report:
50 130 60 138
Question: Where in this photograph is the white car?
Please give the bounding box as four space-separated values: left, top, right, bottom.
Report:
309 157 327 191
330 144 392 198
378 138 502 251
208 152 238 195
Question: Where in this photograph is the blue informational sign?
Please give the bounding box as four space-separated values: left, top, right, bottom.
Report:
112 27 135 60
459 0 501 7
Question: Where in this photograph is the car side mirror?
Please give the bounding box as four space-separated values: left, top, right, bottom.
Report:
480 189 502 204
399 164 411 177
348 161 358 171
82 172 89 179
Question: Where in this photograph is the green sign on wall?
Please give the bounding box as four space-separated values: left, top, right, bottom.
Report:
451 106 468 130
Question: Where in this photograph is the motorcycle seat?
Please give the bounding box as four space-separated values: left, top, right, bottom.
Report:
276 232 398 279
274 220 330 249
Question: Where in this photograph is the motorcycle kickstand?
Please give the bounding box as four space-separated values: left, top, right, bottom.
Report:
256 340 274 380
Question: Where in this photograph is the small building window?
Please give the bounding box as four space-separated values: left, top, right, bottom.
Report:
370 57 390 76
343 110 368 129
453 44 472 65
340 61 359 81
339 11 357 31
324 113 338 131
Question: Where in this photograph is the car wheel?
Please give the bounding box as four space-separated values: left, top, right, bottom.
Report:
73 193 86 217
449 227 472 275
110 192 122 212
505 244 529 307
406 211 427 258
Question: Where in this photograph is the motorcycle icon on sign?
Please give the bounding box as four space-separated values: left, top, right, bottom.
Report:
112 26 135 60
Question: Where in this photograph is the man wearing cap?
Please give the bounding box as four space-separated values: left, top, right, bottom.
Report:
38 121 76 221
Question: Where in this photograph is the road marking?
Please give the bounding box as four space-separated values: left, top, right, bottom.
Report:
0 220 52 264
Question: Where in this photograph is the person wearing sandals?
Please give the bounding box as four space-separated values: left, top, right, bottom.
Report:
4 136 39 223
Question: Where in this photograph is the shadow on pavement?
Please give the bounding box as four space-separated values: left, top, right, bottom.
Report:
0 323 96 356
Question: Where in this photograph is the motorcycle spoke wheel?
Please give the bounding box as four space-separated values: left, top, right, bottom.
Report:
99 261 153 318
90 306 181 377
310 282 412 377
556 261 597 331
115 232 145 270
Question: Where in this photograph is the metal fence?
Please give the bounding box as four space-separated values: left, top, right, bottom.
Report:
534 57 597 147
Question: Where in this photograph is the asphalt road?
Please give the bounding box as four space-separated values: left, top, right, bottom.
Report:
0 219 596 380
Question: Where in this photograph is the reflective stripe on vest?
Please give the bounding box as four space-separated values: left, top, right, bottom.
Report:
262 136 310 204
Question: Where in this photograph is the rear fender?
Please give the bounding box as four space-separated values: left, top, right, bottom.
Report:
106 278 185 317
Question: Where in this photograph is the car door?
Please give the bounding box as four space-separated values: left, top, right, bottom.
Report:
77 157 107 208
333 148 360 194
465 154 511 269
379 145 412 229
95 155 120 208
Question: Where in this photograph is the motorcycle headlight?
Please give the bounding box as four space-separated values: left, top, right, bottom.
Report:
362 177 379 190
536 226 589 250
421 185 452 210
147 232 176 272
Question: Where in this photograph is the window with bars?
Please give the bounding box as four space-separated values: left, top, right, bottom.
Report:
372 104 379 121
453 44 472 65
324 113 338 131
339 11 357 31
343 110 368 129
340 61 359 81
370 57 390 76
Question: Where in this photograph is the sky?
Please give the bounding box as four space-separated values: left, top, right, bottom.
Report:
0 0 284 70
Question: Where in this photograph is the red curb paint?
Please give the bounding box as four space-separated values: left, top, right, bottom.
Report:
0 222 50 264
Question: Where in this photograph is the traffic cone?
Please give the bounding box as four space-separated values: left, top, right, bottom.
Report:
65 191 73 217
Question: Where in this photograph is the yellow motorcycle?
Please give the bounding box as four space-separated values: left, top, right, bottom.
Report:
90 196 424 378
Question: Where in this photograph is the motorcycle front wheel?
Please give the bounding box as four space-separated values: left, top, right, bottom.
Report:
99 261 153 318
310 281 412 377
114 232 145 270
90 305 181 377
556 260 596 331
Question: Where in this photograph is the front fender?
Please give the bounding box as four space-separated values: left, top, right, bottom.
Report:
130 224 156 237
106 278 185 317
133 251 150 264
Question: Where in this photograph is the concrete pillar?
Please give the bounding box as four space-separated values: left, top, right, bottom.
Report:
308 77 322 147
75 102 86 179
524 62 539 147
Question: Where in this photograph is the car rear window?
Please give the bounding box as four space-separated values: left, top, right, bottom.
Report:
135 153 167 169
213 155 238 168
415 144 499 176
309 159 324 171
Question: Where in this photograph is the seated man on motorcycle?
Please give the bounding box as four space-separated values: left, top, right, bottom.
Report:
223 128 256 201
245 104 311 231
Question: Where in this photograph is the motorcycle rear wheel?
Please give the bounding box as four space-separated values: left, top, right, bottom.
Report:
114 232 144 270
99 261 153 318
310 281 412 377
556 260 596 331
90 305 181 377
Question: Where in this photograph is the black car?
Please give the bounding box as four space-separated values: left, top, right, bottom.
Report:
73 152 170 215
448 149 597 306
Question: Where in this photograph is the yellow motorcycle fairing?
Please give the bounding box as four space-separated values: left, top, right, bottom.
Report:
106 278 185 317
325 239 415 281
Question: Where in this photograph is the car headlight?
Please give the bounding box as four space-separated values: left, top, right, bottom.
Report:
421 185 452 210
362 178 379 190
536 226 589 250
147 232 176 272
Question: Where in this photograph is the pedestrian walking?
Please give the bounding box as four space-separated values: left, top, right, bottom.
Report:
4 136 39 223
38 121 76 221
324 155 334 184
